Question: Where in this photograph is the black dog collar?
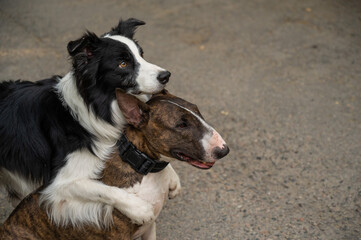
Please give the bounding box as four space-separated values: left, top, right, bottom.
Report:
117 134 169 175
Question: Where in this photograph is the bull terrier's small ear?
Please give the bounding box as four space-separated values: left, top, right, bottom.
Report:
115 89 150 128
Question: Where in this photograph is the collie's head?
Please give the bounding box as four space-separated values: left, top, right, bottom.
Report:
67 18 170 105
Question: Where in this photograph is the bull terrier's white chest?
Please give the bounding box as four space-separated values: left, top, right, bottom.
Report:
128 169 171 239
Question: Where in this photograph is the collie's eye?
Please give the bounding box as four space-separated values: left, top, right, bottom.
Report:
119 61 127 68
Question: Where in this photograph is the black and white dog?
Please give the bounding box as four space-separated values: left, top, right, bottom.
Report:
0 18 171 227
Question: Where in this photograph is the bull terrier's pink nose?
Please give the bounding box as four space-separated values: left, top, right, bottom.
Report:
212 144 230 159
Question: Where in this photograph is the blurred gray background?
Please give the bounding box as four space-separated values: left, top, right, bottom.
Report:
0 0 361 239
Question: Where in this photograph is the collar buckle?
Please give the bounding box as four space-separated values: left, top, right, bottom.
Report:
137 155 156 175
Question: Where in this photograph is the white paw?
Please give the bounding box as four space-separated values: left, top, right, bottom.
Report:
168 177 181 199
116 195 155 225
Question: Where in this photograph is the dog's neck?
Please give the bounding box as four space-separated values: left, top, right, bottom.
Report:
124 127 160 160
101 126 160 188
56 72 124 160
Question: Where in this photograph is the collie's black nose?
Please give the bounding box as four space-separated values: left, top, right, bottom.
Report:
157 71 171 84
212 145 230 159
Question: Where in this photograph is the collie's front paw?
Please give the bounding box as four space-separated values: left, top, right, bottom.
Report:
117 195 155 225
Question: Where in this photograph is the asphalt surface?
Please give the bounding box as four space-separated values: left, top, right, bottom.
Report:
1 0 361 239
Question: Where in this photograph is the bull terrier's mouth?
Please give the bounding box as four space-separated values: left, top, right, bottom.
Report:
172 151 215 169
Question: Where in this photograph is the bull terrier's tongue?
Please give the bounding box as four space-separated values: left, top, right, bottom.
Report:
188 160 215 169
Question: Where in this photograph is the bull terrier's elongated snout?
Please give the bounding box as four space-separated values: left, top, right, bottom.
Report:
202 129 229 162
212 144 230 159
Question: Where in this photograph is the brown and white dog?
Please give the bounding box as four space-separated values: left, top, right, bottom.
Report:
0 90 229 240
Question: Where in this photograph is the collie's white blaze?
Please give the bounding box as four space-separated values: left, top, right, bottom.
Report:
104 34 166 94
161 100 226 162
56 72 124 160
39 149 155 228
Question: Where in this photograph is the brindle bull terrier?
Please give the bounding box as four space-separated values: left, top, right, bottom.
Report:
0 89 229 240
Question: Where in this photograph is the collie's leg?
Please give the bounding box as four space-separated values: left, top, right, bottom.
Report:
41 178 155 226
0 168 40 207
40 149 155 226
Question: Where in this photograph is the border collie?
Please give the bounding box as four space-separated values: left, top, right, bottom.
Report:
0 18 170 227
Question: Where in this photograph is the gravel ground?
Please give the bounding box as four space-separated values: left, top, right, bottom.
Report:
1 0 361 239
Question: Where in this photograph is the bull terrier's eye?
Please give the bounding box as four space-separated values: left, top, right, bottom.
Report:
119 61 127 68
176 120 188 129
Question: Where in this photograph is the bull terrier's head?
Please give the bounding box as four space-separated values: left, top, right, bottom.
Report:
116 89 229 169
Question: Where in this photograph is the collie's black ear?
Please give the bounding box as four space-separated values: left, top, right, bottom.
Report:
69 32 101 104
67 31 100 57
109 18 145 38
115 89 150 128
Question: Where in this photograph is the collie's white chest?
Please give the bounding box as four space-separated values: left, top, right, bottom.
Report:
128 170 170 216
